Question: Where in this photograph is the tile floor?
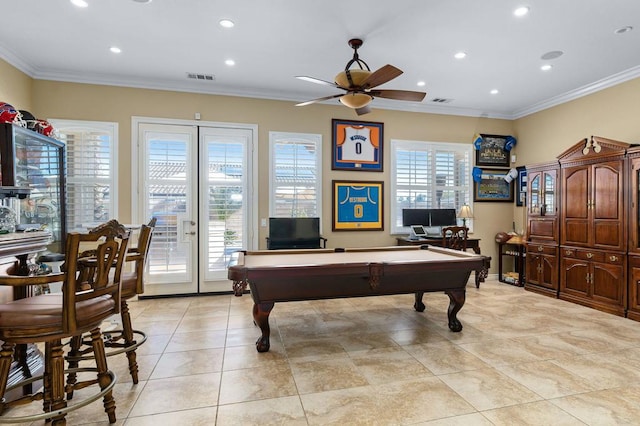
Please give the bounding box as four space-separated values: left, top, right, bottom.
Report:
5 277 640 425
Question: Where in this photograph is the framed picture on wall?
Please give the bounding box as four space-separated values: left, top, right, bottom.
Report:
332 180 384 231
516 166 527 206
332 119 383 171
474 134 511 167
473 168 514 202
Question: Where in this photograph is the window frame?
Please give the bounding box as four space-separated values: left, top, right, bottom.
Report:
268 131 323 227
48 119 118 231
390 139 473 235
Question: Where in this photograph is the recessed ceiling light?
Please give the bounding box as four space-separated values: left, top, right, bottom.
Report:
490 89 499 95
454 52 466 59
225 59 235 66
615 26 633 34
541 64 552 71
219 19 235 28
110 46 122 54
132 0 152 3
70 0 88 7
417 81 426 87
514 6 530 17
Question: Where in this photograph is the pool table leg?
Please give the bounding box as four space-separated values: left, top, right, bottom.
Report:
253 302 275 352
413 292 426 312
445 289 465 332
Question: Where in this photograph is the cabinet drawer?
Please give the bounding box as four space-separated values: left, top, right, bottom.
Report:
526 244 556 255
561 248 623 264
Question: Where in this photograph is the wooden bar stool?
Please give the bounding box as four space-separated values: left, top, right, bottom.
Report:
0 219 130 424
66 218 155 386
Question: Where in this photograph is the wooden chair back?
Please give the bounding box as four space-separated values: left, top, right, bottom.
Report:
441 226 468 251
127 217 156 295
63 219 130 334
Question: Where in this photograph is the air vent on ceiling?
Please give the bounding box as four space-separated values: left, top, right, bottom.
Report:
431 98 453 103
186 73 216 81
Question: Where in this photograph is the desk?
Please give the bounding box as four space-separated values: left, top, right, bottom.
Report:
396 237 486 287
229 246 489 352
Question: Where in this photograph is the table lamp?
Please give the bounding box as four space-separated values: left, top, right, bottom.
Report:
457 204 473 227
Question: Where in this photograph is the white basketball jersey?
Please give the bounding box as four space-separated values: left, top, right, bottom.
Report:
342 126 375 162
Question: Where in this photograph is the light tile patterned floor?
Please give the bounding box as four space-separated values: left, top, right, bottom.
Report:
5 278 640 425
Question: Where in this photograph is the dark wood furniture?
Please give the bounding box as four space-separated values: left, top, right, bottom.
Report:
229 245 489 352
396 236 481 254
0 220 129 424
396 236 486 287
441 226 468 251
498 239 526 286
625 147 640 321
525 161 560 297
67 218 156 385
558 136 630 317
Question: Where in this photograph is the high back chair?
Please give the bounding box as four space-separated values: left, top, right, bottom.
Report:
441 226 469 251
66 218 156 386
0 219 129 424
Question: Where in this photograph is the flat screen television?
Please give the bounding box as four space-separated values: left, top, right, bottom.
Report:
402 209 431 226
430 209 457 227
268 217 320 241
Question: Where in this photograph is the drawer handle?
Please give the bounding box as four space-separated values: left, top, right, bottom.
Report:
586 253 593 259
610 255 618 262
538 246 543 252
565 250 572 256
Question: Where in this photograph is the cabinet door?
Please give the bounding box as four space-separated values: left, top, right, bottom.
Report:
525 253 541 286
528 171 541 216
562 165 590 246
630 159 640 254
543 170 557 215
628 256 640 319
592 161 624 250
540 254 558 290
560 256 589 297
592 261 625 306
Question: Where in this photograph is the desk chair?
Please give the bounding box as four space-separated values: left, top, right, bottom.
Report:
66 218 156 388
0 219 129 424
442 225 485 288
441 226 468 251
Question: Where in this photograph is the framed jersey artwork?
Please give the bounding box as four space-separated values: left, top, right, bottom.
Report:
332 180 384 231
332 119 384 171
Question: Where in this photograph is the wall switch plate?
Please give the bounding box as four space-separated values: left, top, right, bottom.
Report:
194 112 201 120
511 154 517 163
261 218 267 227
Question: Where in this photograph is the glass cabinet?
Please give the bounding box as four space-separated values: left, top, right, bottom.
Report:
526 161 559 244
0 123 66 252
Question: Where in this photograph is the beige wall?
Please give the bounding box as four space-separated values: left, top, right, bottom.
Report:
0 59 33 111
14 60 640 271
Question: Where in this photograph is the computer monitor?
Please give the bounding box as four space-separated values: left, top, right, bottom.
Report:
402 209 430 226
429 209 457 227
268 217 320 241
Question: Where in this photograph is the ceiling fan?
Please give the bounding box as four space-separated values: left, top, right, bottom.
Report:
295 38 427 115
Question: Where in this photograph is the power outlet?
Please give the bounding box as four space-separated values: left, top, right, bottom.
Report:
261 218 267 227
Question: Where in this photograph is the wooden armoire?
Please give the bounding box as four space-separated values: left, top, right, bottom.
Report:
525 136 640 321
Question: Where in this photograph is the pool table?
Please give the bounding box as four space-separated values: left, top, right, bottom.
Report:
228 245 490 352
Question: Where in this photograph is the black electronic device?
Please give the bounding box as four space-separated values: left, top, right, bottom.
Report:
402 209 430 227
409 225 428 239
267 217 323 249
429 209 457 227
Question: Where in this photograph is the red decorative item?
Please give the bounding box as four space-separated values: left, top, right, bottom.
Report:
0 102 25 126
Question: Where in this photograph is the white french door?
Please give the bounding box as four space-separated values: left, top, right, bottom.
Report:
134 120 256 296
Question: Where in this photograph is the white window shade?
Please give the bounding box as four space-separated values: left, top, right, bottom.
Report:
269 132 322 219
49 120 117 231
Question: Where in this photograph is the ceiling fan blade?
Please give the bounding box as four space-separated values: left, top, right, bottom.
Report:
370 89 426 102
296 76 343 89
295 93 343 107
355 105 372 116
361 64 403 89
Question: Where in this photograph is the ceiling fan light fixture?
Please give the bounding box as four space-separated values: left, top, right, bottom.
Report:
334 69 371 88
339 93 372 109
